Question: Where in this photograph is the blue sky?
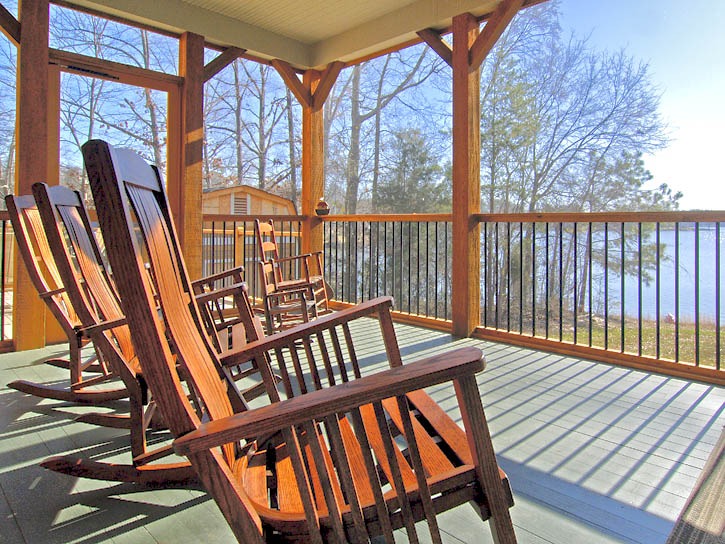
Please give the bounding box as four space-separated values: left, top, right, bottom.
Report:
558 0 725 210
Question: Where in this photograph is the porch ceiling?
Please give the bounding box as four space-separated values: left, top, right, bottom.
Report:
61 0 543 69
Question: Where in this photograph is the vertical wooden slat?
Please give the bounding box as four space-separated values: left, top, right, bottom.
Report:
300 421 347 542
395 395 442 544
302 337 323 389
281 426 324 544
348 408 395 543
14 0 50 350
451 12 481 338
378 306 403 367
328 326 349 381
372 401 420 543
323 414 369 543
342 323 360 379
316 331 338 385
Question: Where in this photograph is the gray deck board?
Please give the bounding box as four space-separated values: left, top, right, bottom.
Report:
0 321 722 544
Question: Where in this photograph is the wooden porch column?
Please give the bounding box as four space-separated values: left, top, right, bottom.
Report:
445 1 524 337
172 31 204 279
451 13 481 338
14 0 49 350
301 70 324 255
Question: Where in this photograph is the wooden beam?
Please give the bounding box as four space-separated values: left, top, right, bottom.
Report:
469 0 524 70
272 59 312 108
450 12 481 338
311 61 344 111
417 28 452 67
203 46 245 82
49 48 181 91
176 31 205 279
0 2 19 44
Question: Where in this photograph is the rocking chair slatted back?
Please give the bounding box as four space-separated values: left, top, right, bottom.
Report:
85 139 267 542
34 184 135 366
84 139 517 544
83 141 240 440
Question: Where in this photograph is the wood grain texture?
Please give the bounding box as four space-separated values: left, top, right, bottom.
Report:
451 12 481 338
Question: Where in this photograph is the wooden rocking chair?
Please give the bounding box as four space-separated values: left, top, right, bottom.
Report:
85 139 517 544
255 219 330 333
5 193 126 404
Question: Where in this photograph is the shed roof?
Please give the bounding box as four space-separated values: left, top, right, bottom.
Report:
61 0 542 69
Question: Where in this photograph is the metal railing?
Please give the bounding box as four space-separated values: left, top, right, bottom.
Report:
200 211 725 381
322 215 452 322
477 212 724 373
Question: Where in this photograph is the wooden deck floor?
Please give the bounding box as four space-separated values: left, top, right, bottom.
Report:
0 321 722 544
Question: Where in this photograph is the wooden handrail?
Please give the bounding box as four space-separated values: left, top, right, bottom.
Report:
201 211 725 225
475 211 725 223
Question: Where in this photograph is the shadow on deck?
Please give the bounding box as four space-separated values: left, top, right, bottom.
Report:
0 320 722 544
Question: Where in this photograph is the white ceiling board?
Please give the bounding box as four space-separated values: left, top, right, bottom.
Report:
64 0 539 69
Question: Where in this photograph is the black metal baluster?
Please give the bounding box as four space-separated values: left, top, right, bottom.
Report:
532 222 536 337
573 223 578 345
507 221 511 331
519 222 524 334
656 223 661 359
400 221 413 313
545 222 550 338
416 222 421 316
695 222 700 366
211 220 217 277
588 222 593 347
716 222 721 370
444 221 449 320
368 221 374 301
675 222 680 362
483 222 488 327
559 222 564 342
638 223 643 357
425 222 430 317
604 223 609 351
434 222 439 318
495 222 500 329
620 222 625 353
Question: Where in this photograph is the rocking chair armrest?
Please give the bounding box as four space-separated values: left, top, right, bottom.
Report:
174 346 485 456
194 282 247 304
192 266 245 290
269 253 316 266
219 296 394 368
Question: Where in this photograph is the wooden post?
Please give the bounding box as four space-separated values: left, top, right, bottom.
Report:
451 13 481 338
301 70 324 255
172 31 205 279
274 61 342 256
14 0 50 350
43 63 66 344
